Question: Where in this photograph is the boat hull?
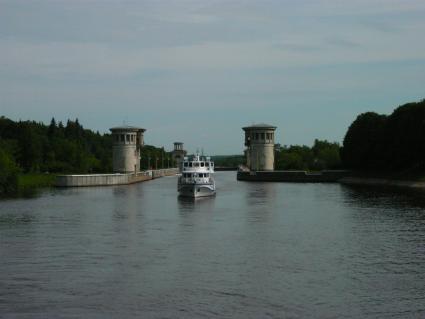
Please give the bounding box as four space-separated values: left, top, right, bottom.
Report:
178 183 216 198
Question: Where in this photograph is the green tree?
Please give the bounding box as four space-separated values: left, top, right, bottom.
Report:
342 112 387 170
0 146 19 195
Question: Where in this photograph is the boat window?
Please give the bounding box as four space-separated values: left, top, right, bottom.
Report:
120 134 125 142
189 162 193 167
261 133 265 140
194 162 199 167
205 173 209 177
206 162 210 167
126 134 130 142
115 135 119 142
255 133 259 140
201 162 204 167
211 162 214 167
184 162 188 167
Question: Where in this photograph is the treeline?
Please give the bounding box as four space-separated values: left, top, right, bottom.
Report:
0 117 112 174
140 145 174 170
342 99 425 171
210 140 342 171
275 139 342 170
212 155 245 167
0 116 168 195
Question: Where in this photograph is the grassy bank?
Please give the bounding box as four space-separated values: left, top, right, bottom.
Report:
17 174 56 190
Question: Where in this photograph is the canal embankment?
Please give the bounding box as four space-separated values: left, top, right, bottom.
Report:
339 176 425 189
237 169 425 190
237 170 349 182
55 168 178 187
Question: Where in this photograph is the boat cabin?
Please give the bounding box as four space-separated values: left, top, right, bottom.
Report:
181 155 214 172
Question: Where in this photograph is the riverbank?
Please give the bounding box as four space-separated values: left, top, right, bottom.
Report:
0 173 56 198
237 170 349 182
339 176 425 189
18 173 56 189
237 169 425 190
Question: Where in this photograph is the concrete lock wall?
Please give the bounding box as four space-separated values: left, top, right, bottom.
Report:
249 143 274 171
56 174 134 187
55 169 179 187
112 144 139 173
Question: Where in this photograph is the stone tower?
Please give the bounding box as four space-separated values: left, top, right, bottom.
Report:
171 142 187 171
243 124 277 171
110 126 146 173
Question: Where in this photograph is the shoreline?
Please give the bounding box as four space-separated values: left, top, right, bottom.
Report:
339 176 425 190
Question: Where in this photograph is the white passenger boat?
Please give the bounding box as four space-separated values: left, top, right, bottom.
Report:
178 154 216 198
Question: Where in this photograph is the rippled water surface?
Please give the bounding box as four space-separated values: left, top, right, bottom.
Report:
1 172 425 318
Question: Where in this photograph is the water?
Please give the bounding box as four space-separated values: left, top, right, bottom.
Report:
1 172 425 318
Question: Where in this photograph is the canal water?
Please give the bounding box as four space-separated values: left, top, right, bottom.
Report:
1 172 425 318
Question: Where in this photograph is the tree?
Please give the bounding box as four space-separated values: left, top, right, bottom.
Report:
0 146 19 195
342 112 387 170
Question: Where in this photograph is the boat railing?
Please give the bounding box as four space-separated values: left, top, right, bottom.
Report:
179 177 214 184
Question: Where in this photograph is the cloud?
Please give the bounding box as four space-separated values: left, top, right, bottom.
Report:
1 0 425 152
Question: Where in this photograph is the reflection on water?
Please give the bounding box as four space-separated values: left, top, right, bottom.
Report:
1 172 425 318
178 196 216 213
342 183 425 209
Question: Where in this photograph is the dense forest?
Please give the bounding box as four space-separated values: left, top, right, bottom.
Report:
342 99 425 172
212 155 245 168
0 117 170 195
275 139 342 170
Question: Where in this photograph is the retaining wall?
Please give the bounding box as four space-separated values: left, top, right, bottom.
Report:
237 170 350 182
55 168 178 187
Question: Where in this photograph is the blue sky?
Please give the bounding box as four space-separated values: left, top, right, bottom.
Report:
1 0 424 154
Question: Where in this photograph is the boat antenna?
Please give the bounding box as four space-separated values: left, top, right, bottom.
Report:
201 148 204 156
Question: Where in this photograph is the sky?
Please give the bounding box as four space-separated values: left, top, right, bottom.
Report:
1 0 425 154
